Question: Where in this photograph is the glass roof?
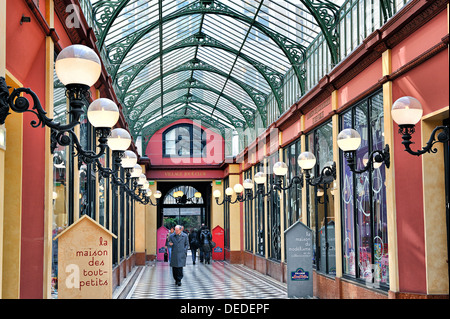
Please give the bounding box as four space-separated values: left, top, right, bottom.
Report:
88 0 346 142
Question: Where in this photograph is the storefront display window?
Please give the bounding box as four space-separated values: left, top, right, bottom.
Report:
244 168 253 252
51 69 69 298
283 139 302 228
254 162 265 256
224 177 230 250
267 153 281 261
340 90 389 287
306 121 335 275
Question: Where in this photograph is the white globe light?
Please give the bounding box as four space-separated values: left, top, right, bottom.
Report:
142 180 149 190
154 190 162 199
391 96 423 125
337 129 361 152
130 164 142 178
243 179 253 190
121 150 137 168
194 192 202 198
87 98 120 128
297 152 317 170
317 188 324 197
55 44 101 87
145 189 152 197
107 128 131 151
254 172 265 185
233 183 244 194
213 190 221 198
363 153 382 169
137 174 146 186
273 161 288 176
225 187 234 196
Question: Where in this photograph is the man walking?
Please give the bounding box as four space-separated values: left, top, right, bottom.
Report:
168 225 189 286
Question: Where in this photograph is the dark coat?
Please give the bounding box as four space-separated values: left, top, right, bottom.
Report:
189 230 199 250
168 232 189 268
199 229 212 249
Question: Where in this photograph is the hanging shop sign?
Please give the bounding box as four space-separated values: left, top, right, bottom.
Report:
54 215 117 299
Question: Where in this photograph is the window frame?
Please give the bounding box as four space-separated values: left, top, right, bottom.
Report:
339 89 389 290
162 123 207 158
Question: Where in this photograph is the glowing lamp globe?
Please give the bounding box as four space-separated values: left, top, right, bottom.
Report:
107 128 131 151
297 152 317 170
137 174 146 186
254 172 265 185
243 179 253 190
154 190 162 199
55 44 101 87
273 161 288 176
225 187 234 197
87 98 120 128
130 164 142 178
121 150 137 168
391 96 423 126
233 183 244 194
337 129 361 152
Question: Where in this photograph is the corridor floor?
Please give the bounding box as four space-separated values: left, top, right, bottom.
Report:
122 256 288 299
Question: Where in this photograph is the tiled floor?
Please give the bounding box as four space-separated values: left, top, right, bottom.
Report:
124 255 287 299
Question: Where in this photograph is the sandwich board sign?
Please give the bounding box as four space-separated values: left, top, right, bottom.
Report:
284 220 313 298
54 215 117 299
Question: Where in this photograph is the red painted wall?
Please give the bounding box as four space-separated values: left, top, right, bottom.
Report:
5 0 82 298
6 0 46 298
337 58 382 108
145 119 225 166
392 51 449 294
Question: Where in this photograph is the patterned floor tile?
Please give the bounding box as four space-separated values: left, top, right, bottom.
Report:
126 256 287 299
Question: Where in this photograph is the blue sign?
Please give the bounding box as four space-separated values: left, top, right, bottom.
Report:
291 268 309 281
213 247 223 253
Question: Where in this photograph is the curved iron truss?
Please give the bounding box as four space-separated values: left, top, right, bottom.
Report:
84 0 397 149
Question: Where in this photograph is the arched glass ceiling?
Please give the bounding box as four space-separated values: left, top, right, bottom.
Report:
89 0 345 141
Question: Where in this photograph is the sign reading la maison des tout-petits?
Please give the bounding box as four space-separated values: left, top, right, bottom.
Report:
284 220 314 298
54 215 117 299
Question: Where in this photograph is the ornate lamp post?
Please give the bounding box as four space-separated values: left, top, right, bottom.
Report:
0 44 120 163
391 96 449 156
337 128 390 173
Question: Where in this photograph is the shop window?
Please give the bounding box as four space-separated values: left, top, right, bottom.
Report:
163 123 206 158
267 153 281 261
306 120 335 275
254 162 265 256
224 177 230 250
244 168 253 252
52 67 69 298
283 139 302 229
340 90 389 288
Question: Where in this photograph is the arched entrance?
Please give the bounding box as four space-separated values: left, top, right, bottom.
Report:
157 182 212 232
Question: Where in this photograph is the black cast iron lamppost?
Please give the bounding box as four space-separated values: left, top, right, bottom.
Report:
0 44 120 163
297 152 336 187
391 96 449 156
337 128 390 173
173 190 202 204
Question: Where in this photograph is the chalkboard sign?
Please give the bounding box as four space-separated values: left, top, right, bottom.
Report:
284 220 313 298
